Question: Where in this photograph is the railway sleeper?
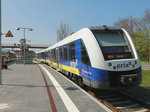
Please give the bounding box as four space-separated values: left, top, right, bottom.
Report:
133 108 149 112
110 100 132 106
117 104 140 109
105 97 125 102
99 94 118 99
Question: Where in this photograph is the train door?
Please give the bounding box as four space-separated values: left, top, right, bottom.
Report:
80 40 92 86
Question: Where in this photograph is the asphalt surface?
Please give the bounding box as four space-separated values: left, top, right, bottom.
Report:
142 64 150 70
0 64 51 112
0 63 111 112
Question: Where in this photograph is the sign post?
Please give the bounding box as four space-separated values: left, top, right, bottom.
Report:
0 1 13 85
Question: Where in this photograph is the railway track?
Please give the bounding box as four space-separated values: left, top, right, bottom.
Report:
49 65 150 112
64 73 150 111
87 89 150 112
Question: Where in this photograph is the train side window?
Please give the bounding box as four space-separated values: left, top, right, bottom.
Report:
52 49 56 62
51 50 53 60
54 49 57 62
60 47 63 61
63 45 68 60
45 52 48 58
48 50 51 59
41 52 45 58
69 42 75 61
81 41 91 66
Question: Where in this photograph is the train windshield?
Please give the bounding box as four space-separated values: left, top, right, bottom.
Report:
92 30 134 60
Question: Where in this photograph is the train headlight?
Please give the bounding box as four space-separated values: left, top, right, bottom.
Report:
113 66 116 69
108 62 112 67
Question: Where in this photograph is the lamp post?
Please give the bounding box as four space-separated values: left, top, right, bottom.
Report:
16 27 33 65
0 0 2 84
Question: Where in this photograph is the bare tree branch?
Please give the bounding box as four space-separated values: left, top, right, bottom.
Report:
57 23 71 42
114 16 138 35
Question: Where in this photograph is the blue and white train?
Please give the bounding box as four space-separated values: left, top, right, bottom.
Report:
35 26 142 89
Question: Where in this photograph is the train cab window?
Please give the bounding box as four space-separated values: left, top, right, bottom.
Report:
69 42 75 61
63 45 68 60
92 30 134 60
81 41 91 66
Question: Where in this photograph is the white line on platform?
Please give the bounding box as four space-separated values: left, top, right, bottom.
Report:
0 103 9 110
39 64 79 112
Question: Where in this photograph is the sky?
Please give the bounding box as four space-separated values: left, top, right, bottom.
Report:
1 0 150 46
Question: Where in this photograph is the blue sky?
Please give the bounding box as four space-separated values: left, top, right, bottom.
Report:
1 0 150 45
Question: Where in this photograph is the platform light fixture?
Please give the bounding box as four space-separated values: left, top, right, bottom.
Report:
16 27 33 65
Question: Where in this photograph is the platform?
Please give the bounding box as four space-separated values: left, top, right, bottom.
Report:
0 62 112 112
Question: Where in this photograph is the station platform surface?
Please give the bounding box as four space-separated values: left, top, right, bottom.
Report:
0 62 112 112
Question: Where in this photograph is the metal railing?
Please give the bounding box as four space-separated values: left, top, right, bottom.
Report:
2 43 49 49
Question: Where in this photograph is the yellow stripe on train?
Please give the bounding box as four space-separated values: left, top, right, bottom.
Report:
61 64 80 75
37 59 80 76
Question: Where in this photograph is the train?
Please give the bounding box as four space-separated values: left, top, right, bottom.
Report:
35 25 142 90
2 49 16 68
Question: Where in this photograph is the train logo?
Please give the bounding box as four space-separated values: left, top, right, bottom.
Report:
113 61 137 69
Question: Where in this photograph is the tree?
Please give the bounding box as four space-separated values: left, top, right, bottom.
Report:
143 9 150 27
57 23 72 42
139 9 150 37
114 16 139 36
114 9 150 60
133 30 150 60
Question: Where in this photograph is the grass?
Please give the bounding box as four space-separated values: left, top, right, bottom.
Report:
141 60 150 65
142 70 150 87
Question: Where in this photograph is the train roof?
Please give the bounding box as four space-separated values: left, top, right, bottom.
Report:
35 49 47 54
46 27 90 51
35 25 123 54
89 25 121 30
9 50 16 54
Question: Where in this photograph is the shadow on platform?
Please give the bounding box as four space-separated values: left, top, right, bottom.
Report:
2 83 79 91
2 83 53 88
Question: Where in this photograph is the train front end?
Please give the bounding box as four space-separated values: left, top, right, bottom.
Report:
89 26 142 89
